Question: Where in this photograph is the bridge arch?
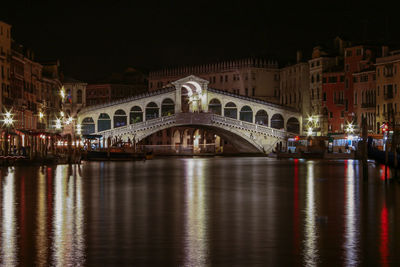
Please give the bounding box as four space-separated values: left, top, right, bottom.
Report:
82 117 95 135
98 113 111 132
114 109 127 128
130 106 143 124
224 102 237 119
145 102 159 120
286 117 300 134
255 110 268 126
208 98 222 115
239 105 253 123
161 98 175 116
271 113 284 130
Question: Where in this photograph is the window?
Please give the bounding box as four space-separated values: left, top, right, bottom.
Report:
356 49 362 56
220 76 223 83
345 64 349 72
252 88 255 96
355 92 357 105
225 75 228 82
377 105 380 115
316 74 320 82
77 90 83 104
323 77 327 83
346 50 353 57
245 88 248 96
345 78 349 89
340 75 345 82
311 75 314 83
330 112 333 118
323 92 327 101
341 111 344 117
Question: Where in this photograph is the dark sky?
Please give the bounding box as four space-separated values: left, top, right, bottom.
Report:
1 1 398 82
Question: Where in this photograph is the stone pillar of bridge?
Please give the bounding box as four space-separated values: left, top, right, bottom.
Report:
175 85 182 113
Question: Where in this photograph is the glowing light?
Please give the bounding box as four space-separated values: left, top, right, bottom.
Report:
308 116 313 122
60 111 64 117
307 127 313 136
60 86 66 99
65 117 73 125
2 110 14 126
39 112 44 119
345 122 355 134
76 124 82 135
55 118 62 129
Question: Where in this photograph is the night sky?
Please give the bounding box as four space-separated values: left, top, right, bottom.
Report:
1 1 398 82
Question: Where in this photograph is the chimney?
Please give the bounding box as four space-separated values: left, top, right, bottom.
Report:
296 50 302 63
382 46 389 57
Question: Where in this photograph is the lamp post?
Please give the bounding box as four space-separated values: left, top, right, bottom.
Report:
2 110 14 156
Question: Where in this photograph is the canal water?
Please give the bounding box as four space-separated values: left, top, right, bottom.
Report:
0 158 400 266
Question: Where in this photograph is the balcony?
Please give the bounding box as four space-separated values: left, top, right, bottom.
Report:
334 99 344 105
361 102 375 108
384 91 393 100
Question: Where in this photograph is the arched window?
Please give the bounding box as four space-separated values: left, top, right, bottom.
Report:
208 98 222 115
239 106 253 123
113 109 127 128
82 117 95 135
77 89 83 104
145 102 159 120
130 106 143 124
271 114 284 129
255 110 268 126
161 98 175 116
224 102 237 119
287 117 300 134
98 113 111 132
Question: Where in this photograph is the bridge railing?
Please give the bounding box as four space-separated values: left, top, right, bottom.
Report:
95 112 289 139
210 114 287 138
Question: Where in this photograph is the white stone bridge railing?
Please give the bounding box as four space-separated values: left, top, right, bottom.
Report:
95 112 290 141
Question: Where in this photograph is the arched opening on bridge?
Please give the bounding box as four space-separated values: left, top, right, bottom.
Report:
114 109 127 128
173 129 181 148
161 98 175 116
287 117 300 134
98 113 111 132
130 106 143 124
145 102 159 120
271 113 284 130
208 98 222 115
82 117 95 135
240 106 253 123
224 102 237 119
181 87 191 113
255 110 268 126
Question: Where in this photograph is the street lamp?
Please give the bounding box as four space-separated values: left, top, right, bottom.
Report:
39 112 44 119
65 116 73 125
55 118 62 130
76 123 82 135
60 86 66 100
345 121 354 134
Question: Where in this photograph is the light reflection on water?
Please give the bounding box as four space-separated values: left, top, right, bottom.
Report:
303 161 318 266
344 160 360 266
0 158 400 266
52 165 85 267
183 159 208 266
1 168 17 267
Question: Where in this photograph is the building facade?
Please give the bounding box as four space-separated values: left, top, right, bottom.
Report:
0 21 11 113
149 58 280 103
375 49 400 133
308 46 338 135
279 52 310 120
322 71 346 132
353 69 376 132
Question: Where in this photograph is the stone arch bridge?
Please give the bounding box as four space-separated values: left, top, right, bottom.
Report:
77 76 302 153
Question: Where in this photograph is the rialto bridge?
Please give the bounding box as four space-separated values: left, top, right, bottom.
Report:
77 76 302 153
